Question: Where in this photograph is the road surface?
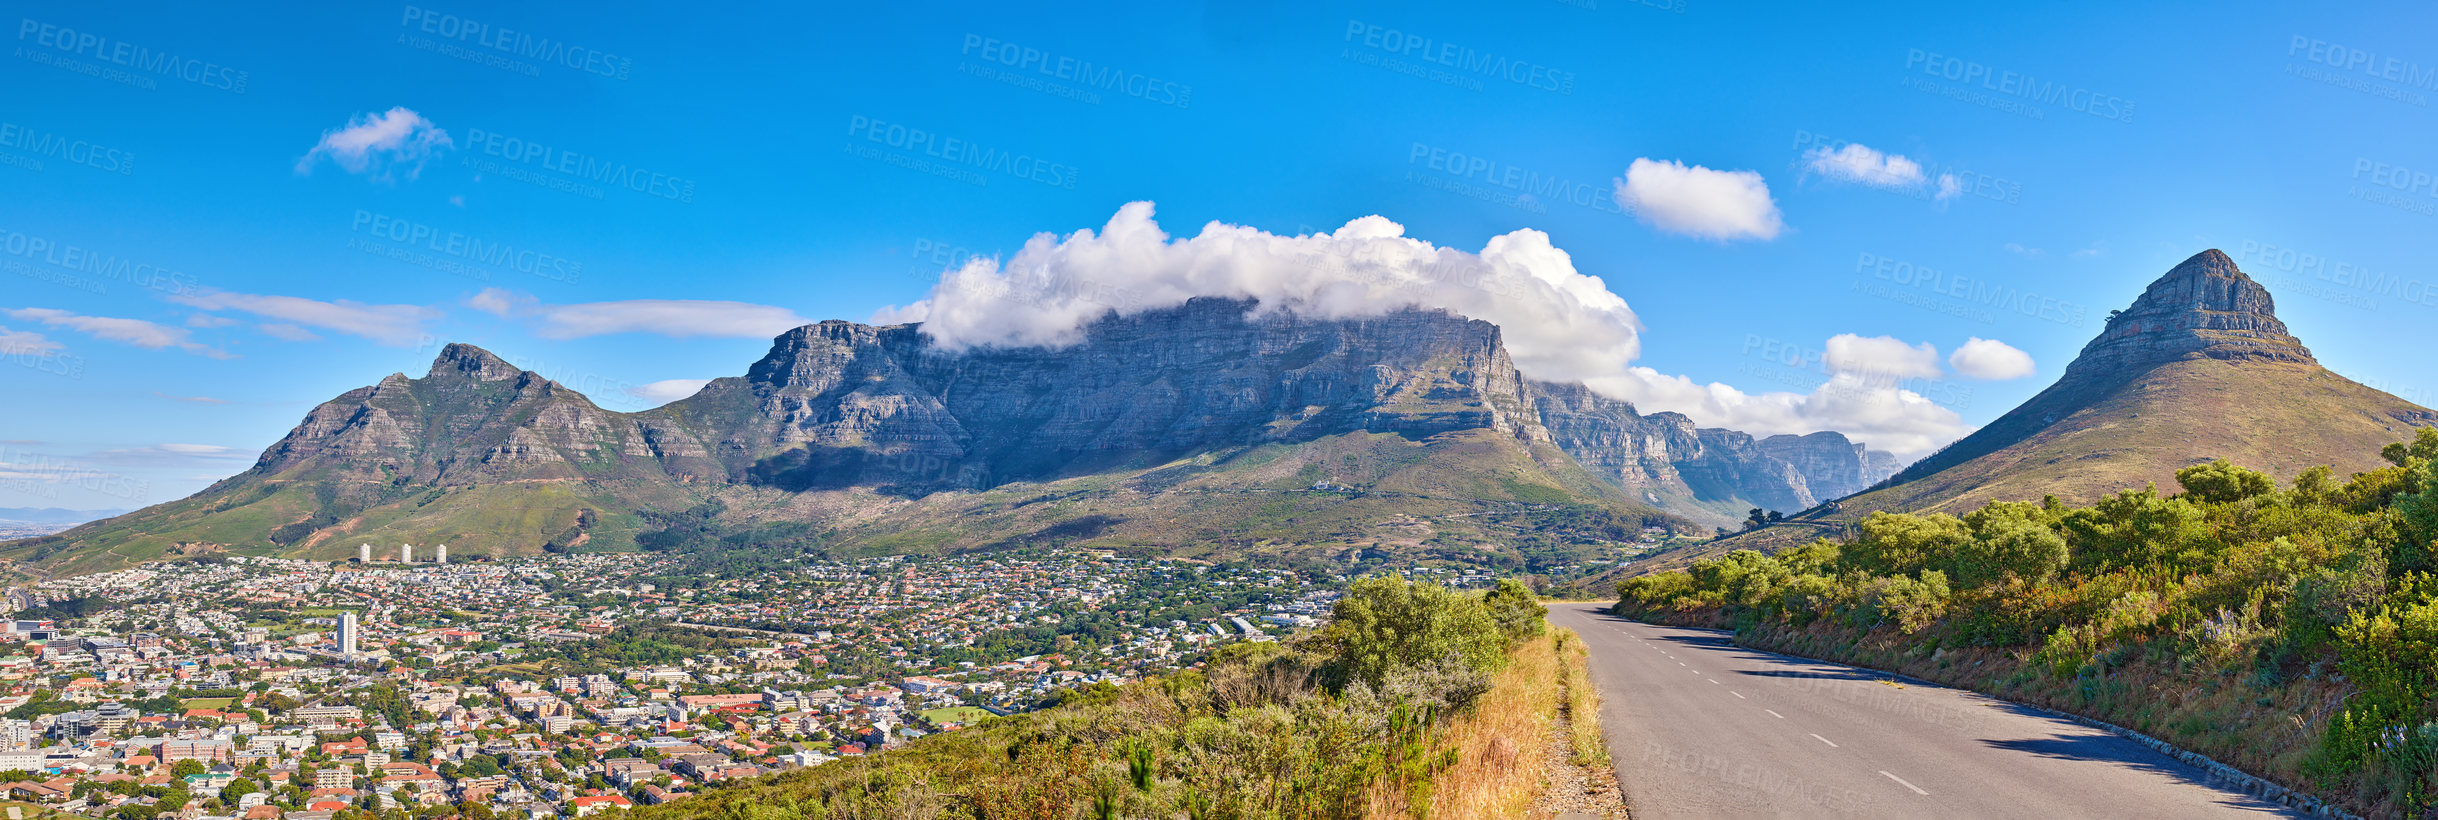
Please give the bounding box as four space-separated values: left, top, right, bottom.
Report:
1549 604 2299 819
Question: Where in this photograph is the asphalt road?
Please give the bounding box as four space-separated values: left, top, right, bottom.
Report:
1549 604 2300 820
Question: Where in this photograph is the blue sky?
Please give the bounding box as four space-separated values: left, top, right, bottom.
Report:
7 0 2438 510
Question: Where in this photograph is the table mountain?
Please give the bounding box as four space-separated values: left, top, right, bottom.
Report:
9 299 1703 576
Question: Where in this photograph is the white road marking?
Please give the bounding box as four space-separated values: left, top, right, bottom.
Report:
1731 691 1745 699
1880 771 1929 795
1707 678 1720 685
1765 709 1785 719
1810 733 1839 748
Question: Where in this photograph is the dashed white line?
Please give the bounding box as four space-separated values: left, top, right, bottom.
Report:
1707 678 1720 685
1731 691 1745 699
1765 709 1785 719
1880 771 1929 795
1809 733 1839 748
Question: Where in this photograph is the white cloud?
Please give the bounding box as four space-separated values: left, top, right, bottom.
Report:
1803 143 1964 203
295 106 452 181
0 327 61 355
1803 143 1926 188
4 308 229 358
468 288 812 340
88 443 250 464
1611 158 1783 241
466 287 530 318
1824 334 1944 380
2072 240 2108 259
886 201 1645 382
169 290 439 346
627 379 712 406
1949 337 2036 380
186 314 240 328
257 323 323 342
2003 242 2042 257
884 202 1969 458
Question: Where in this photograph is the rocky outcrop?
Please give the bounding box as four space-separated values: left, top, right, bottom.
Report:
1759 432 1901 502
1530 381 1903 514
2068 249 2315 375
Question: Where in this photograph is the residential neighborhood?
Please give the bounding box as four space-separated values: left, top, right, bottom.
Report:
0 550 1346 819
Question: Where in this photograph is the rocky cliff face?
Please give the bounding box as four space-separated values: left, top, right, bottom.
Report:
251 343 653 492
1529 380 1902 515
254 299 1559 494
2067 249 2316 375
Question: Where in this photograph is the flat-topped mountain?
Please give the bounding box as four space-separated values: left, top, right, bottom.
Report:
19 299 1811 576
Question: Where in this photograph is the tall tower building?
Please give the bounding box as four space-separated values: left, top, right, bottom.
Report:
435 544 447 564
359 543 372 563
338 611 359 656
399 544 412 564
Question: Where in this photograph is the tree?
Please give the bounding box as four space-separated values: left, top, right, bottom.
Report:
1744 508 1770 531
172 759 208 779
1481 579 1546 642
2176 459 2274 505
219 777 260 806
1324 576 1506 690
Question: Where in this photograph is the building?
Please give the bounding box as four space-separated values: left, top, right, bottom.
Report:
358 543 372 563
398 544 412 563
434 544 447 564
337 611 358 657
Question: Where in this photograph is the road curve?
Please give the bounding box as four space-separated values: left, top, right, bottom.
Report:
1549 604 2299 819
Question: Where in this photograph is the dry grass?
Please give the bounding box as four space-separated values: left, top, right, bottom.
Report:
1556 628 1609 768
1367 632 1565 819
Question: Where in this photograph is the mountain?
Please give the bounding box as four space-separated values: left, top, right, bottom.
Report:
5 299 1696 577
1661 249 2436 563
1530 381 1902 519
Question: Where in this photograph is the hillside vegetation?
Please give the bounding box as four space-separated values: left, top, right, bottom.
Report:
632 577 1571 819
1616 429 2438 817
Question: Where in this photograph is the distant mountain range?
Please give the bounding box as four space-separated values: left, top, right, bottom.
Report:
0 508 128 525
3 298 1900 576
1650 249 2436 568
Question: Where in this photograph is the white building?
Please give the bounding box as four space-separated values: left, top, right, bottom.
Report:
359 543 372 563
435 544 447 564
338 611 359 656
399 543 413 563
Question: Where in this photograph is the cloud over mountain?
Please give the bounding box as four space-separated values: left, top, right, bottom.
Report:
878 202 1973 457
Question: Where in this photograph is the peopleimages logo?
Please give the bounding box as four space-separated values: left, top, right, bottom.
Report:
0 228 200 296
0 122 134 175
399 6 632 80
1407 142 1618 215
460 128 696 203
1855 252 2087 327
349 210 583 284
958 35 1191 108
1902 48 2133 122
15 18 249 93
2289 37 2438 92
846 115 1080 189
1343 20 1577 95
